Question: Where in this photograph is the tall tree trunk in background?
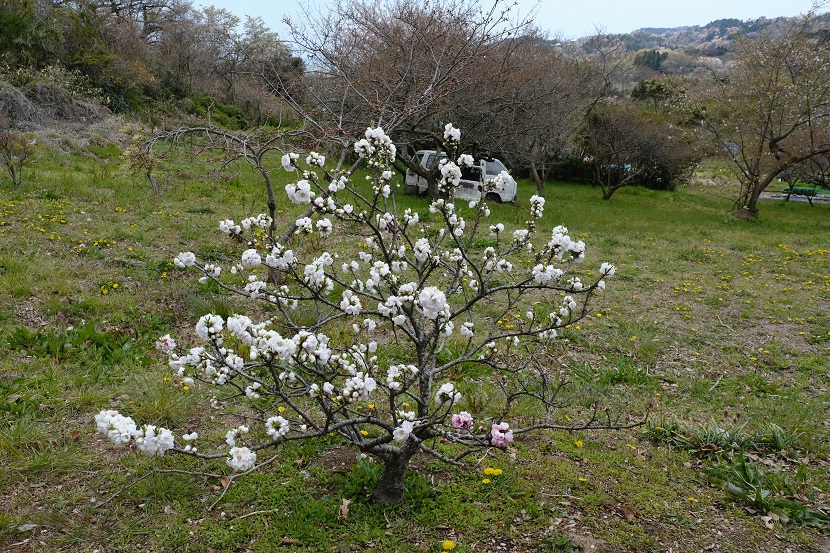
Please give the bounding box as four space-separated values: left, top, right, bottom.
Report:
530 159 544 194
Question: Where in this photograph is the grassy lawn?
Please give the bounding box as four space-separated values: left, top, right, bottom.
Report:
1 144 828 552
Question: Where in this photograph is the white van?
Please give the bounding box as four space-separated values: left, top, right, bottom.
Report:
404 150 517 203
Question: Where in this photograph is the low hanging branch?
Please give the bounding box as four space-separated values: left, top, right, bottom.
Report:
128 126 308 234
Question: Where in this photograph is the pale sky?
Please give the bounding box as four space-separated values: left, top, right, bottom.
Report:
196 0 820 40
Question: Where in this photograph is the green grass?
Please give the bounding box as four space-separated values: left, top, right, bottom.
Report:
1 147 829 552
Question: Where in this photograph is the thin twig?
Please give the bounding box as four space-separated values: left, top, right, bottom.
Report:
230 509 279 521
716 315 736 334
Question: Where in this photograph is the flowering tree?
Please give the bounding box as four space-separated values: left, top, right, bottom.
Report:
96 124 640 505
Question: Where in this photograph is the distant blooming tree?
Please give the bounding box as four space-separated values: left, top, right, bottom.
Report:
97 124 641 505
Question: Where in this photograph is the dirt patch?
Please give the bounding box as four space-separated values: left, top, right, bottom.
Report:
13 298 47 329
309 446 360 472
568 532 610 551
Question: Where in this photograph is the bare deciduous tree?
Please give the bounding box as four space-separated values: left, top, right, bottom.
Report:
0 120 35 186
581 103 700 200
447 33 607 194
278 0 531 197
700 3 830 215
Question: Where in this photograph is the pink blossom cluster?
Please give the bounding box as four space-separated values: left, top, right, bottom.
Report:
491 422 514 447
451 411 473 433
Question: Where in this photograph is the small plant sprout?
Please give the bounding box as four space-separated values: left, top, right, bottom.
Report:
95 124 644 505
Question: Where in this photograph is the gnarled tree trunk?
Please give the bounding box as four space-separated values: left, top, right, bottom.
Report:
371 442 417 505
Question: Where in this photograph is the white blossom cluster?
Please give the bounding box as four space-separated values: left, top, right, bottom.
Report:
173 251 196 268
386 363 418 391
532 263 564 285
94 410 175 456
439 159 462 189
219 219 241 235
443 123 461 144
484 171 510 192
393 420 415 442
286 179 314 204
435 382 461 405
353 127 396 169
281 152 299 171
342 371 378 402
457 153 474 167
417 286 450 320
546 225 586 262
241 214 272 230
155 334 176 354
306 151 325 168
227 446 256 471
529 195 545 219
265 416 290 438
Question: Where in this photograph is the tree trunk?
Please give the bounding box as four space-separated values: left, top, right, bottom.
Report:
371 452 411 505
743 172 779 215
745 189 762 214
427 176 439 200
530 160 544 194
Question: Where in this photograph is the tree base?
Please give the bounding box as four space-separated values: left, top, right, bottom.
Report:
732 207 756 219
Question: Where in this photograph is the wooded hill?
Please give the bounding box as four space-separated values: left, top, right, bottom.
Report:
3 0 827 132
630 12 830 56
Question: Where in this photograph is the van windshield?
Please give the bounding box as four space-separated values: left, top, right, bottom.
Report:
485 160 507 175
425 153 449 169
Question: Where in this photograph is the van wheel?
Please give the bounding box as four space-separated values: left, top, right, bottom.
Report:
485 192 502 203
